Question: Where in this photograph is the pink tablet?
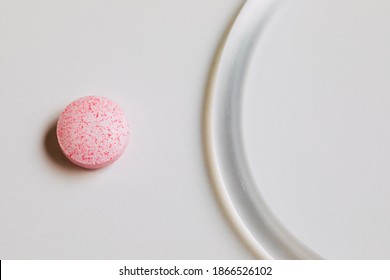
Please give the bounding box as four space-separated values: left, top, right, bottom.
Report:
57 96 130 169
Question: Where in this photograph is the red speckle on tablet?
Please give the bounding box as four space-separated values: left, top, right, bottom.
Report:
56 96 129 169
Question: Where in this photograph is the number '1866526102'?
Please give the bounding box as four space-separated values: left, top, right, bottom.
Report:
212 266 272 276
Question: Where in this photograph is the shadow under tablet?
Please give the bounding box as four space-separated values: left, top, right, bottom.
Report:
43 120 88 172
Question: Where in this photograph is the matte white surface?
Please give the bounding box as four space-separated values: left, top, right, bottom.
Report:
4 0 389 260
0 0 250 259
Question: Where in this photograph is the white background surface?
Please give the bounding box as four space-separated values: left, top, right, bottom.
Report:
0 0 251 259
4 0 390 260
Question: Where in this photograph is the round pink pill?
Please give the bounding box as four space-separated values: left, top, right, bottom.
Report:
57 96 130 169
